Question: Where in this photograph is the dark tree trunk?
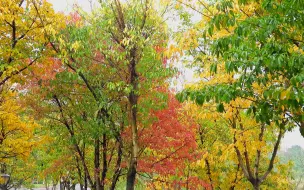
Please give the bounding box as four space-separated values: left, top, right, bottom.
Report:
76 153 84 190
126 159 137 190
60 180 64 190
101 134 108 190
126 48 139 190
84 171 88 190
110 128 123 190
83 143 88 190
252 182 260 190
94 138 101 190
70 183 76 190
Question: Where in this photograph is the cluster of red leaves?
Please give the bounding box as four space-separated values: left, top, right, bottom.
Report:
43 154 73 177
66 11 82 25
20 57 63 90
138 94 199 173
136 92 207 188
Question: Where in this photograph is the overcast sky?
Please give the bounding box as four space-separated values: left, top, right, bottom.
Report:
48 0 304 151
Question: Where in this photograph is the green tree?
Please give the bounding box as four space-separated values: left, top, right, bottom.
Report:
175 0 303 189
24 1 173 190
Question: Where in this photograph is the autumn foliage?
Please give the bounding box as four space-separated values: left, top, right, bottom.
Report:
0 0 301 190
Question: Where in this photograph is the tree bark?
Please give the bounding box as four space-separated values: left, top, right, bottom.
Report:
101 134 108 190
110 125 123 190
126 48 139 190
94 138 101 190
205 158 214 190
253 182 260 190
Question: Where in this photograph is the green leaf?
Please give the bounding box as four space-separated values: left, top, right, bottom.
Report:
216 103 225 113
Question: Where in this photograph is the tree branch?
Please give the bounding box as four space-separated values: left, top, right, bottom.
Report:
259 129 284 182
254 124 265 179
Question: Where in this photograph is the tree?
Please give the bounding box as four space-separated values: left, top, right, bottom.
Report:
0 89 38 162
175 0 303 189
86 2 172 189
22 1 174 189
0 0 64 87
175 0 303 133
137 92 208 189
184 99 293 189
0 1 63 186
45 1 173 189
0 87 40 190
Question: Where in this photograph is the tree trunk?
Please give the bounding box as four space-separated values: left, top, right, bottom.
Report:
84 171 88 190
76 154 84 190
101 134 107 190
126 158 137 190
60 180 63 190
110 129 123 190
70 183 76 190
83 143 88 190
94 138 101 190
253 183 260 190
126 49 139 190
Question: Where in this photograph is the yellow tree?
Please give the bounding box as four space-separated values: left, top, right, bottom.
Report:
0 0 64 160
0 0 64 86
181 63 293 189
0 89 38 162
0 1 63 187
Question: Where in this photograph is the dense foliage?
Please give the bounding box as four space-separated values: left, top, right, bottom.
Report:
0 0 303 190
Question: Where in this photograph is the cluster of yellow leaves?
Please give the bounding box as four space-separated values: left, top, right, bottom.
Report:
199 62 234 86
0 0 65 83
178 29 199 50
185 99 292 188
183 69 290 187
190 118 252 189
0 90 39 163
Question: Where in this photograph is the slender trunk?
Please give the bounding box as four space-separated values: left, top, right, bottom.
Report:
101 134 108 190
60 180 64 190
83 143 88 190
126 49 138 190
71 183 76 190
67 180 70 190
84 171 88 190
45 179 49 190
80 184 84 190
205 159 214 190
126 159 137 190
75 154 84 190
94 138 101 190
253 182 260 190
76 143 94 189
229 164 240 190
110 129 123 190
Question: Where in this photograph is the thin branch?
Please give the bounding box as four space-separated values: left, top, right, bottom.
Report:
254 124 265 179
176 0 211 18
151 144 186 167
0 57 38 86
259 129 284 182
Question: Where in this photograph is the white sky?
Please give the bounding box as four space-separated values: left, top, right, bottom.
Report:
48 0 304 150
